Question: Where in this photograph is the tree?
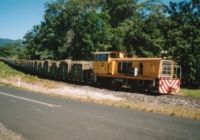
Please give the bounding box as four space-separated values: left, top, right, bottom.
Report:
23 0 200 87
163 1 200 87
103 0 136 27
70 10 111 60
0 44 26 59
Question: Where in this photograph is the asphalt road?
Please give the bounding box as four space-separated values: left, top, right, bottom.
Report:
0 86 199 140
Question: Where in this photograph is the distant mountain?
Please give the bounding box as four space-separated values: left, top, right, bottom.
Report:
0 38 24 46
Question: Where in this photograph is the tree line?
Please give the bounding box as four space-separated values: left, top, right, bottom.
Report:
0 43 25 59
21 0 200 87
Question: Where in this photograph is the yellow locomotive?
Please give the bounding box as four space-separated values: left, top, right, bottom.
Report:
93 52 181 94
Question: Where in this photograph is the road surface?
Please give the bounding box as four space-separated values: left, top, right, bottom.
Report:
0 86 199 140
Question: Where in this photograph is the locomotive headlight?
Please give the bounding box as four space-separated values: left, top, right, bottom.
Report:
161 50 168 54
161 50 168 59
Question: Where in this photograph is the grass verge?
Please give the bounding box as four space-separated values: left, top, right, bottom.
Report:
181 89 200 99
0 62 58 88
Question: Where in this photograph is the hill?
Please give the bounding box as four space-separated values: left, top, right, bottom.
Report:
0 38 24 46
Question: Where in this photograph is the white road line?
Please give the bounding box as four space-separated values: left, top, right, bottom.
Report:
0 91 61 108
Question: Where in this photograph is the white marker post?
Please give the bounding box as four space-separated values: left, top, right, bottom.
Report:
17 77 21 87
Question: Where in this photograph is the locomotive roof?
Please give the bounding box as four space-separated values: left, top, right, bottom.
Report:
93 51 120 54
111 58 165 61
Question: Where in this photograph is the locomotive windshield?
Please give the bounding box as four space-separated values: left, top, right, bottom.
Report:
94 54 108 61
161 61 172 78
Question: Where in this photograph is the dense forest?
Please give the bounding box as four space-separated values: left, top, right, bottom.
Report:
2 0 200 87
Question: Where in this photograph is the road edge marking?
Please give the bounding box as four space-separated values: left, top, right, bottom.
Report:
0 91 61 108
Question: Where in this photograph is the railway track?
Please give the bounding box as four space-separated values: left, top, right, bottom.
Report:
67 83 200 111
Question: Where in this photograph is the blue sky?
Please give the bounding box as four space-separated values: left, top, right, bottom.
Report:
0 0 183 40
0 0 51 40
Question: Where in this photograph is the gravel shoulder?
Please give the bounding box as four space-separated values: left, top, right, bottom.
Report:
112 90 200 111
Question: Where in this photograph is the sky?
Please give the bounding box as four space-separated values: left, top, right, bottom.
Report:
0 0 183 40
0 0 51 40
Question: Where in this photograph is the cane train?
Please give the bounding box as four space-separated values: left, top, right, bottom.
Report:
2 52 182 94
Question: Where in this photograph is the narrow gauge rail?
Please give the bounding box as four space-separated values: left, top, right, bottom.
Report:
1 52 182 94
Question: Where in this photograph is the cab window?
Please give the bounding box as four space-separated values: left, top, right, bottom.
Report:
173 65 182 79
94 54 108 61
161 61 172 77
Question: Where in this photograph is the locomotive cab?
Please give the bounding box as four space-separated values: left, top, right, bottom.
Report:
93 51 181 94
93 52 125 75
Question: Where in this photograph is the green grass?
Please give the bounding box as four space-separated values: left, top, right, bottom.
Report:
181 89 200 99
0 61 58 88
0 61 40 83
0 61 24 77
